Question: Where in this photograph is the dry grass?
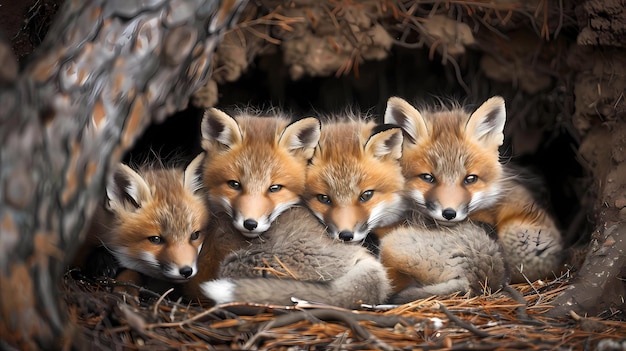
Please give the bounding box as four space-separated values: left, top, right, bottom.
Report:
65 270 625 350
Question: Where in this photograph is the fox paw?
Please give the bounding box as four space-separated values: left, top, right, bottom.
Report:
499 225 563 282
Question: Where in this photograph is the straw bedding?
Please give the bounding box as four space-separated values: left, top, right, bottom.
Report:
65 270 626 350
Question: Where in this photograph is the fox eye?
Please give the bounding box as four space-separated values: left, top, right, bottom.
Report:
268 184 283 193
148 236 163 245
359 190 374 202
227 180 241 190
419 173 435 183
190 231 201 241
464 175 478 185
317 194 331 204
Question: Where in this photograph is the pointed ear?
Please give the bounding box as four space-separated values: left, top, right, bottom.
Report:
465 96 506 148
384 97 429 145
201 108 243 152
278 117 321 161
184 153 205 194
105 164 152 213
364 125 404 161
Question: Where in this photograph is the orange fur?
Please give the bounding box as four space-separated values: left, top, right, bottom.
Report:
200 108 320 237
385 99 504 223
186 109 321 300
304 117 407 243
184 212 251 300
385 96 564 283
74 154 209 291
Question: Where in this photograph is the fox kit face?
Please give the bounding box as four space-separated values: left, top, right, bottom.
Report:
304 119 406 242
102 154 208 282
384 96 506 223
201 108 321 238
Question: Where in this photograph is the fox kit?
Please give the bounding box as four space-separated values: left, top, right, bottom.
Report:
384 96 563 282
74 154 208 288
380 218 508 303
200 206 391 309
184 108 322 298
200 108 321 237
304 117 407 243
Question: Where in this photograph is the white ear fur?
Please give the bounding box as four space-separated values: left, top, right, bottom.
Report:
105 164 152 213
364 127 404 161
184 153 205 194
278 117 321 160
465 96 506 148
201 108 243 152
384 97 429 145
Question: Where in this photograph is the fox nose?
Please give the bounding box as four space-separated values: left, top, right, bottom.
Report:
338 231 354 241
442 208 457 220
179 266 193 278
243 219 258 231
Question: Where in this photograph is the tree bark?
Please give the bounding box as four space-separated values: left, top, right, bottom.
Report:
0 0 246 349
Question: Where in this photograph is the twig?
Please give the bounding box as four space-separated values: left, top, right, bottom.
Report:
519 267 544 306
12 0 43 40
144 303 228 329
447 54 471 95
502 285 545 326
554 0 564 38
436 302 492 338
254 257 290 278
270 306 414 329
273 255 298 279
230 7 305 45
152 288 175 318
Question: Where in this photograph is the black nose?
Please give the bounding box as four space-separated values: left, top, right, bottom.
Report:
179 266 193 278
442 208 456 220
338 231 354 241
243 219 258 231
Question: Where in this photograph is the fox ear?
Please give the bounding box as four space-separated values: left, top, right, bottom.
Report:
278 117 321 161
465 96 506 148
184 153 205 194
201 108 243 152
364 125 404 161
384 97 429 145
105 164 152 213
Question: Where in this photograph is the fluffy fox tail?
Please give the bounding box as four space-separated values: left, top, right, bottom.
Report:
200 257 390 309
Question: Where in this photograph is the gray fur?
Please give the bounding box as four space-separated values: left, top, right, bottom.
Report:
201 206 391 309
497 215 563 283
381 220 508 304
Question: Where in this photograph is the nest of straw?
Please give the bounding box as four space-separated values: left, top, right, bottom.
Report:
65 270 625 351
